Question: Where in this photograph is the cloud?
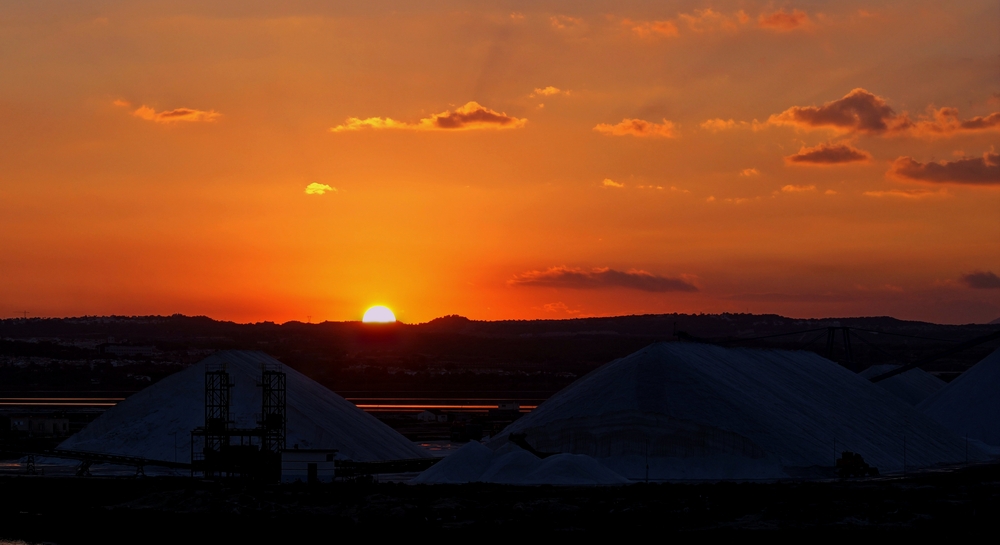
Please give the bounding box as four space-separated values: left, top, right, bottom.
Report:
625 19 679 38
700 118 752 132
785 143 872 165
758 9 811 31
862 188 949 199
781 184 816 192
329 117 411 131
739 168 759 176
550 15 584 30
430 102 526 129
887 153 999 185
769 89 1000 138
602 178 624 188
131 105 220 123
331 102 526 132
530 86 568 97
679 9 748 32
304 183 335 195
541 302 581 314
962 271 1000 289
509 12 525 22
112 99 131 108
594 118 677 138
769 89 905 134
509 266 697 292
907 107 1000 137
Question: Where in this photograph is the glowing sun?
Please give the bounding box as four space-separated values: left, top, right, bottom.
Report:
362 305 396 323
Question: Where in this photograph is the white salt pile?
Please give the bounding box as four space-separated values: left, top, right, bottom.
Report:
413 442 628 485
59 350 429 463
919 348 1000 449
486 342 983 480
859 364 945 406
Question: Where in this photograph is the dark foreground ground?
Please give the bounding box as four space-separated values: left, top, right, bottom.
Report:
3 464 1000 541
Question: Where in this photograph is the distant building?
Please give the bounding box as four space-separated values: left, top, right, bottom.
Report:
97 344 157 357
416 410 448 423
281 449 338 483
9 415 70 437
489 402 522 420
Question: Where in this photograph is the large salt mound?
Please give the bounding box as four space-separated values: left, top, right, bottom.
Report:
918 348 1000 447
413 442 628 485
59 350 428 463
490 342 984 480
859 364 945 406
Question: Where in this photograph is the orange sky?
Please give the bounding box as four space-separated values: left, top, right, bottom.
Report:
1 1 998 324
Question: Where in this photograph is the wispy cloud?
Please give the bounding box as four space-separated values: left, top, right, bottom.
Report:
679 9 748 32
130 105 220 124
758 9 811 31
962 271 1000 289
700 118 756 132
907 108 1000 137
785 143 872 165
602 178 624 188
330 102 526 132
530 86 568 97
509 266 697 292
781 184 816 192
304 183 335 195
624 19 679 39
550 15 584 30
594 118 677 138
739 168 759 176
862 188 949 199
887 153 999 185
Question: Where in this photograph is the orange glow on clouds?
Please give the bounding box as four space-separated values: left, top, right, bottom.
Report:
1 1 998 325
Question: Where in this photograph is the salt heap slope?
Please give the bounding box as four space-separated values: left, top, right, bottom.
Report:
60 351 428 463
859 364 945 406
919 348 1000 447
491 343 982 480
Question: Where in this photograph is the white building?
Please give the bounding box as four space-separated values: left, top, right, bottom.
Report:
280 449 338 483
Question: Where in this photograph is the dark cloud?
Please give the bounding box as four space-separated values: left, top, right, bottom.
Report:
888 153 999 185
509 267 697 292
962 271 1000 289
769 89 1000 137
430 102 525 129
909 108 1000 136
769 88 905 133
785 143 872 165
330 102 525 132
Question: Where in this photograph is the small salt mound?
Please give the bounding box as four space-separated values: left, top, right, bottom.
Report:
479 443 544 484
859 364 945 406
490 342 983 479
411 441 493 484
59 350 428 463
919 348 1000 447
414 442 628 485
522 453 630 485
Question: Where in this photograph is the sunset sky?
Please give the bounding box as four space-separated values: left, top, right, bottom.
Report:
2 1 998 324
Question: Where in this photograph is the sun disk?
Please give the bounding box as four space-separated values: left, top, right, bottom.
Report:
362 305 396 323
